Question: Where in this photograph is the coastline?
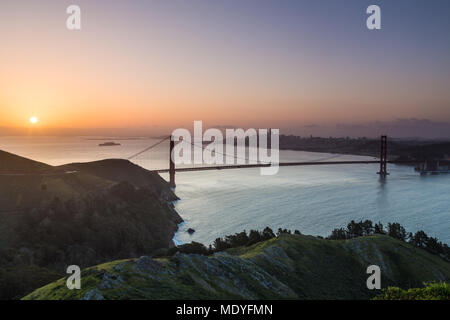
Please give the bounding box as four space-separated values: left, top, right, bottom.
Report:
172 221 186 246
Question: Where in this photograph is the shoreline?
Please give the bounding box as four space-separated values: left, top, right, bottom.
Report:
172 221 186 246
166 149 417 248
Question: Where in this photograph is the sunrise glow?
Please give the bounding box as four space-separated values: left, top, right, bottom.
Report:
29 116 38 124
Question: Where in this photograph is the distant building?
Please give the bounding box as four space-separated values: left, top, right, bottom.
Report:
415 160 450 174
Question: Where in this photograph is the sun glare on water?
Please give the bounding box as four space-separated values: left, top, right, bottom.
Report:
29 116 38 124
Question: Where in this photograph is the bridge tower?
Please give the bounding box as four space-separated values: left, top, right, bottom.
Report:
169 136 176 188
377 135 388 177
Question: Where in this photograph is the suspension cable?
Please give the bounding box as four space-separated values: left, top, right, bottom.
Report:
188 140 271 165
127 136 170 160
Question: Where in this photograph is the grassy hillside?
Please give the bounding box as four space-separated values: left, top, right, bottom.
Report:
0 150 52 173
0 152 177 212
0 151 182 300
59 159 177 201
24 234 450 300
0 172 114 211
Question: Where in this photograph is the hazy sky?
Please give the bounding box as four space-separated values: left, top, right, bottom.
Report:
0 0 449 136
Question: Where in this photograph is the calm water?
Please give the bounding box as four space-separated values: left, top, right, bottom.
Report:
1 136 449 244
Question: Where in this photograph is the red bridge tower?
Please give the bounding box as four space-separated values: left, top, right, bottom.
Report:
169 136 176 188
377 135 388 177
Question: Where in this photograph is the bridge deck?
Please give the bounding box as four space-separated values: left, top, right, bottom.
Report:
153 160 418 173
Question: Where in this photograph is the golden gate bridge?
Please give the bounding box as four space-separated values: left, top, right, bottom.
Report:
126 135 417 188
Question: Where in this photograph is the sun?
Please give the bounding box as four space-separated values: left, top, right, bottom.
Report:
29 116 39 124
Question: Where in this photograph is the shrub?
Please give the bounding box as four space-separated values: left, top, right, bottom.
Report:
374 282 449 300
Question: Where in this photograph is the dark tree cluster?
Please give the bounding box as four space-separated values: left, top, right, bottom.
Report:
327 220 450 261
12 186 175 268
162 227 302 257
0 181 182 299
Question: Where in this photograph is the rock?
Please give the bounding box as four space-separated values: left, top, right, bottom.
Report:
187 228 195 235
82 289 104 300
134 256 162 273
98 271 124 290
114 262 126 273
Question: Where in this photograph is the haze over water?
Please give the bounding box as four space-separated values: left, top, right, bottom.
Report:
1 136 448 245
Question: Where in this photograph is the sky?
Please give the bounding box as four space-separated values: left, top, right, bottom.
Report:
0 0 449 137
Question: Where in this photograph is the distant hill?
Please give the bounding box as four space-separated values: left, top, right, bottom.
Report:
0 171 114 212
0 150 52 173
0 153 177 212
59 159 177 201
24 234 450 300
0 150 182 300
279 135 450 160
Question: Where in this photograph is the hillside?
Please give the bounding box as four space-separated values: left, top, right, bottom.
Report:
24 234 450 300
0 150 182 300
0 172 114 211
279 136 450 160
0 150 52 173
59 159 177 201
0 154 177 212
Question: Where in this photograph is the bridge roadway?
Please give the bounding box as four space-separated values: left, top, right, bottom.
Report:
153 160 419 173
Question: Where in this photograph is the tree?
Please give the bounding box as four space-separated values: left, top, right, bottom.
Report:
247 230 262 246
176 242 209 255
347 220 364 238
388 223 407 241
277 228 291 236
409 230 429 248
374 222 385 234
362 220 374 236
225 231 249 247
328 228 348 240
261 227 275 240
426 237 441 255
213 237 230 252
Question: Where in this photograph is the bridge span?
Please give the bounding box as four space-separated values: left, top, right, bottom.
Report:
153 160 418 174
128 135 421 187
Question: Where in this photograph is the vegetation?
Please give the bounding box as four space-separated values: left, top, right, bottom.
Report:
3 151 449 300
0 182 182 299
0 264 61 300
374 282 449 300
0 152 182 300
157 227 302 256
24 233 450 300
162 220 449 264
327 220 450 261
59 159 178 201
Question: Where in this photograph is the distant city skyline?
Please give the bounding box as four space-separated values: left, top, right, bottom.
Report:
1 0 449 138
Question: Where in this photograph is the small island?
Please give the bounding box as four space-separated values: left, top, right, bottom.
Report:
99 141 121 147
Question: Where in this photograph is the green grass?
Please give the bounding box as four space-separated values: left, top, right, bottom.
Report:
23 234 450 300
374 282 449 300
